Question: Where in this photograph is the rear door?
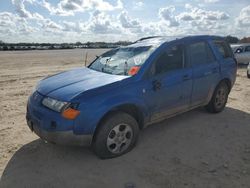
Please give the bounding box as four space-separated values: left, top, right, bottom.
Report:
213 40 237 85
186 40 220 106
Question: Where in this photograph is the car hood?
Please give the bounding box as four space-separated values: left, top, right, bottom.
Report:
36 67 128 101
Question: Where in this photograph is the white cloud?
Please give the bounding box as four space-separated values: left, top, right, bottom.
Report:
19 23 38 34
185 3 193 9
119 11 141 29
159 6 179 27
236 5 250 27
177 6 229 22
1 0 249 43
204 0 220 3
43 20 63 30
86 10 121 34
86 0 123 11
40 0 123 16
135 1 144 7
132 1 144 10
177 5 230 36
62 21 82 32
0 12 17 27
12 0 32 18
0 11 40 41
39 0 74 16
12 0 46 20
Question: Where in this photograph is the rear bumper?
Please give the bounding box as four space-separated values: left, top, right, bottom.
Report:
27 119 92 146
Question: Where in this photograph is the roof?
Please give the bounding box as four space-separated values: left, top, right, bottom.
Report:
127 35 224 48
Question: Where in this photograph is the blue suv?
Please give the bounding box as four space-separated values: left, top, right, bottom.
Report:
26 35 237 158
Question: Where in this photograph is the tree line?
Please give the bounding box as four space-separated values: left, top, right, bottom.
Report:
0 35 249 51
0 41 133 51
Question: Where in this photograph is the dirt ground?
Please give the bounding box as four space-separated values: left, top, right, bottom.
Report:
0 49 250 188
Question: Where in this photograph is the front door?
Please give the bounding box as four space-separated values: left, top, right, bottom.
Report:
143 43 192 122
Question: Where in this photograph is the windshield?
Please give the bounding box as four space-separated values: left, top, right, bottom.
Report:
88 46 155 76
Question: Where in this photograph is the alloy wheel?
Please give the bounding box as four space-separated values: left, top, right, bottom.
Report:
106 124 133 154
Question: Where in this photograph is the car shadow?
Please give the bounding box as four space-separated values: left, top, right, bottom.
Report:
1 107 250 188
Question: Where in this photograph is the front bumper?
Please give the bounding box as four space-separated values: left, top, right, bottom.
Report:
27 119 92 146
26 91 93 146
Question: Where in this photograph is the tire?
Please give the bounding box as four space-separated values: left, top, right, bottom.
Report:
205 81 229 113
247 71 250 79
92 111 139 159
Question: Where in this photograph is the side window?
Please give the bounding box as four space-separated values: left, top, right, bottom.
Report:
154 45 183 75
214 41 233 58
245 46 250 52
188 42 215 66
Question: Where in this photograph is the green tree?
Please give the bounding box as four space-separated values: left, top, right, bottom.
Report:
225 35 239 44
240 37 250 43
76 42 82 45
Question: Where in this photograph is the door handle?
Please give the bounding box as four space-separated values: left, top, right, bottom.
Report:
204 68 218 76
183 74 191 81
212 67 218 73
152 80 161 91
204 71 212 76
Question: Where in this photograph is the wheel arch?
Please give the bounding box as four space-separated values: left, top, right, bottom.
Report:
219 78 232 91
92 103 145 143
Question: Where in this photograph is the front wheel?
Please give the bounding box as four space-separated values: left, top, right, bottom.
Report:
92 112 139 159
205 82 229 113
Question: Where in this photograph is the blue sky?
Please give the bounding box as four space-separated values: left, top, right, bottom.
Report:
0 0 250 43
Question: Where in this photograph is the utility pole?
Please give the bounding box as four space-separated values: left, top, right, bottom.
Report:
84 51 88 67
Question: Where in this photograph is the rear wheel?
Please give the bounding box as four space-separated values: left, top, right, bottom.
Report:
92 111 139 159
206 82 229 113
247 70 250 78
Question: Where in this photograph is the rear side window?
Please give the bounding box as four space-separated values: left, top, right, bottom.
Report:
187 42 215 66
154 45 183 75
214 41 233 58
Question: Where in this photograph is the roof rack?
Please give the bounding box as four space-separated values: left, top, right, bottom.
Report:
135 36 162 43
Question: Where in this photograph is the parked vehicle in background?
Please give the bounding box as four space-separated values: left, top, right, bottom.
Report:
231 43 250 65
26 35 237 158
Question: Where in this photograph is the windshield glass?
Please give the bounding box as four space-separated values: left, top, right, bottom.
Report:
88 46 155 76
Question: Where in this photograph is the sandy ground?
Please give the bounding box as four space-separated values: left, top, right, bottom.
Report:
0 49 250 188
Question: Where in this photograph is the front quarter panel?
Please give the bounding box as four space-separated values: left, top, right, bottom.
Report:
73 80 150 135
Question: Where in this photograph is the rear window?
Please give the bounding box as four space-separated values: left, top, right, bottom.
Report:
214 41 233 59
187 42 215 66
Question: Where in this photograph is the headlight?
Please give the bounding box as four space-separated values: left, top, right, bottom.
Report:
42 97 69 112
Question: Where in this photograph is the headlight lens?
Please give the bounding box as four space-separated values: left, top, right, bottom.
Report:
42 97 69 112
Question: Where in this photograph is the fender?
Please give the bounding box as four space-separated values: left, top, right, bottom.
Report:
73 92 150 135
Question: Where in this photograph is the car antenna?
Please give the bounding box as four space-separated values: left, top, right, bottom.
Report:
84 51 88 67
